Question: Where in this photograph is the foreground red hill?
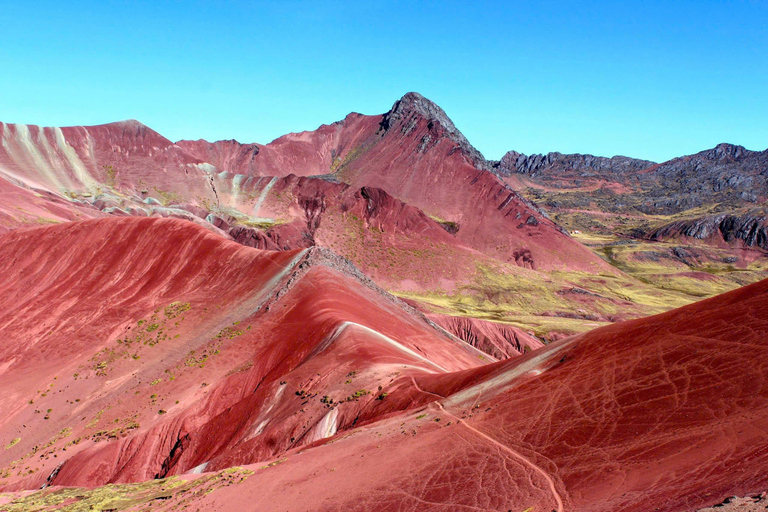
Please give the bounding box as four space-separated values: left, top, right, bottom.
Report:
146 265 766 512
1 217 767 510
0 217 485 491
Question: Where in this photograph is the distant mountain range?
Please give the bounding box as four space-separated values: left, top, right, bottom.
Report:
495 142 768 214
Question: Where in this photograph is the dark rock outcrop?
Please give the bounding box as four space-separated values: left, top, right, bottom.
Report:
379 92 491 171
496 151 653 181
497 142 768 215
649 210 768 250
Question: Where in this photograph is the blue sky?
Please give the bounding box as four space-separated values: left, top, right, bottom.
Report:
0 0 766 162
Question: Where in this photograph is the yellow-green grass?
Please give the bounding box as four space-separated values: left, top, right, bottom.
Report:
0 467 254 511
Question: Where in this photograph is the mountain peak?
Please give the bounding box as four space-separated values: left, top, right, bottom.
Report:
385 92 457 133
381 92 489 170
709 142 748 160
102 119 150 129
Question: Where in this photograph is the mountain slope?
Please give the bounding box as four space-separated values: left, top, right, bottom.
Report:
0 217 486 491
4 95 765 342
5 257 767 511
313 93 614 273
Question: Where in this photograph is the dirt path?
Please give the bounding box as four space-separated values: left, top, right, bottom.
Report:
433 400 565 512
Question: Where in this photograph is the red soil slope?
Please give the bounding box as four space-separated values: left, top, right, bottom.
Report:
1 218 766 510
177 113 375 179
225 175 499 290
0 175 101 234
328 94 611 273
36 270 763 512
0 120 214 200
0 93 616 279
0 217 487 492
429 276 768 511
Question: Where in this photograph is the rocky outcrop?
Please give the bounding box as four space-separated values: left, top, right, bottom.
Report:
379 92 491 171
496 150 653 180
635 143 768 213
649 210 768 250
697 492 768 511
498 142 768 215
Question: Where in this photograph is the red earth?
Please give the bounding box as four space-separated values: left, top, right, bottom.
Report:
0 217 767 511
0 94 616 280
1 94 766 511
0 216 486 492
427 313 544 360
150 274 765 512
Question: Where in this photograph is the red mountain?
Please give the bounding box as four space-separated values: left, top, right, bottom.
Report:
178 93 613 273
1 218 766 511
0 217 487 491
0 94 615 277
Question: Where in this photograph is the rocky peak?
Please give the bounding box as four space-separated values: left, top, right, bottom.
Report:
498 150 525 170
382 92 457 133
708 143 749 160
380 92 490 170
108 119 152 132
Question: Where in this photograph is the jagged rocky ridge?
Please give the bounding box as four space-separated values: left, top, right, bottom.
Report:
649 210 768 250
496 151 654 180
495 143 768 215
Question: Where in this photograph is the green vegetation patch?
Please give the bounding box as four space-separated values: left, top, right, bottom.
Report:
0 467 255 511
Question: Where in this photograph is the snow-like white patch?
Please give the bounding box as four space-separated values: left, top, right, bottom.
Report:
311 408 338 442
442 340 574 408
253 419 269 436
245 384 286 441
54 127 100 191
252 176 277 216
5 124 66 192
189 461 209 474
0 359 15 376
195 163 217 175
317 322 447 373
102 207 131 215
250 249 308 311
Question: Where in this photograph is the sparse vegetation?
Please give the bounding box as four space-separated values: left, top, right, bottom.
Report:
0 466 254 511
151 186 183 206
103 164 118 187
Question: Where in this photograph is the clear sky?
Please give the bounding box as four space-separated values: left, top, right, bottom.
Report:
0 0 766 162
